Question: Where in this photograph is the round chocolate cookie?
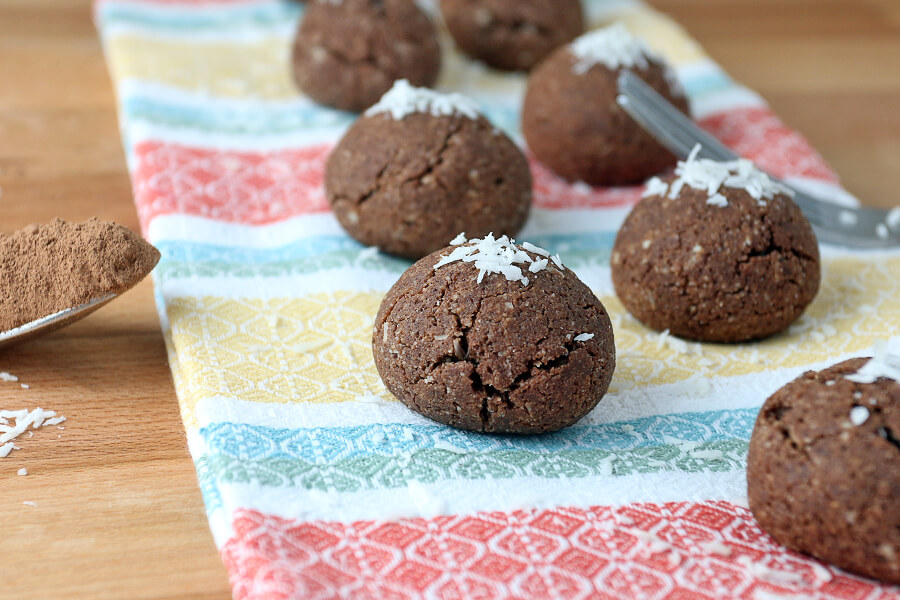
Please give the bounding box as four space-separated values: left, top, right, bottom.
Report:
611 151 820 343
326 81 532 259
373 235 616 433
440 0 584 72
747 352 900 584
521 23 689 186
291 0 441 113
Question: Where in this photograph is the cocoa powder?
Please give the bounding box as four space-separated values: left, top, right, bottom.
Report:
0 218 160 332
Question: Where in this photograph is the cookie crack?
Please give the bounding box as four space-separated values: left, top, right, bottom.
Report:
879 427 900 453
740 213 815 266
508 340 577 390
357 159 394 206
480 398 490 429
471 340 579 430
402 122 463 189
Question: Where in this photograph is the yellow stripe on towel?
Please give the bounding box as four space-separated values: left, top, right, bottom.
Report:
167 257 900 425
104 33 297 99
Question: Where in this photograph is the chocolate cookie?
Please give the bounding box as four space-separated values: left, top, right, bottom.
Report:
611 149 820 343
373 234 616 433
440 0 584 72
521 23 689 186
291 0 441 113
326 81 532 259
747 347 900 584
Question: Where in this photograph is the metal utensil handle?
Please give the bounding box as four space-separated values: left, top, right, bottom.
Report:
615 70 900 249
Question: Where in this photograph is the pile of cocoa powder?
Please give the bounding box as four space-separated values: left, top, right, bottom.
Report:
0 218 160 332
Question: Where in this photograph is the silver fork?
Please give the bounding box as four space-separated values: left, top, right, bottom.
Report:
616 70 900 248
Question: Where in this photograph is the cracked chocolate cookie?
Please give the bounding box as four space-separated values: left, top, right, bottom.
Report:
373 234 616 434
611 149 820 342
439 0 584 72
291 0 441 113
747 345 900 584
326 81 532 259
521 23 689 186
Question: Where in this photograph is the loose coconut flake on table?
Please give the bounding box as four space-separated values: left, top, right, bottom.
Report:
365 79 480 121
0 408 67 458
644 144 794 207
434 233 561 286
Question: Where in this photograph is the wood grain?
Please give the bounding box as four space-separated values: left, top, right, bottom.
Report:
0 1 897 598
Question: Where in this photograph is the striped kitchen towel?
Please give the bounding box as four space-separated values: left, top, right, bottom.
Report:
95 0 900 598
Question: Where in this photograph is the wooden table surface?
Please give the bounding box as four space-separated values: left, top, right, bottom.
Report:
1 1 898 598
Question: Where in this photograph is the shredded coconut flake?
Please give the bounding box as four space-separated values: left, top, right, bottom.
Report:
356 246 379 262
888 207 900 229
648 144 793 206
521 241 550 257
432 441 468 455
0 408 67 458
23 500 37 507
845 337 900 383
574 333 595 342
643 177 669 198
655 329 697 355
0 371 19 382
571 181 593 195
434 234 560 286
849 406 870 426
706 193 728 207
365 79 480 121
809 561 833 584
698 541 732 557
839 209 858 226
737 556 806 585
569 23 656 74
689 449 724 460
528 258 549 273
17 467 27 476
450 232 468 245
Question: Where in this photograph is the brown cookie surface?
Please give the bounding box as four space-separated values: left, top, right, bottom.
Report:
440 0 583 72
326 109 532 259
291 0 441 113
373 239 616 433
521 38 688 186
611 182 820 343
747 359 900 584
